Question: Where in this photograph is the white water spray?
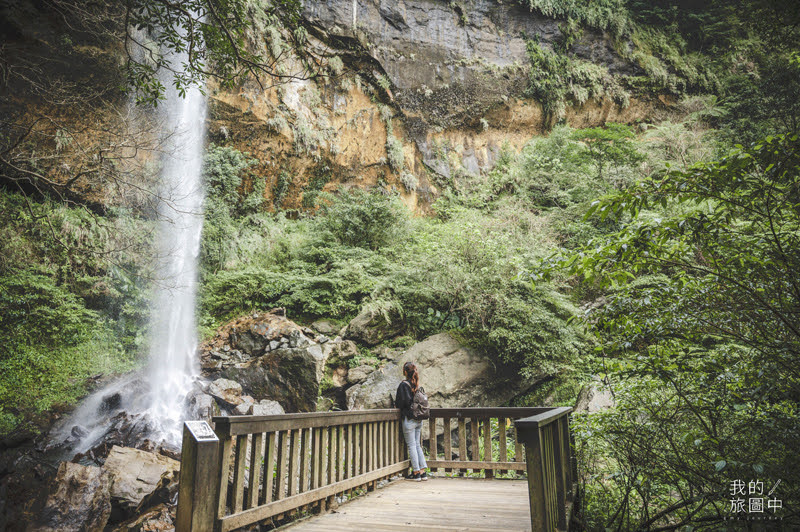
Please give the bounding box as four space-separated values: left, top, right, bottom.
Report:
146 47 207 442
48 30 208 455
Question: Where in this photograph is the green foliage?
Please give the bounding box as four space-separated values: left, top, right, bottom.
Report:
123 0 304 105
200 145 259 273
536 134 800 528
570 122 644 179
328 56 344 76
273 171 292 207
524 41 629 122
317 189 409 250
0 189 145 435
0 270 133 433
520 0 631 36
386 133 405 173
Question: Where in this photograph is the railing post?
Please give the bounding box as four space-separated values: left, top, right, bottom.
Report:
515 407 573 532
517 422 548 532
176 421 221 532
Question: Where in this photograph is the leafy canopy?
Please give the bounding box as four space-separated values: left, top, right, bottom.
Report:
537 134 800 528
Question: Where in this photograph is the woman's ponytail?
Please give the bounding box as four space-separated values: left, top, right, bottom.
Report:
403 361 419 393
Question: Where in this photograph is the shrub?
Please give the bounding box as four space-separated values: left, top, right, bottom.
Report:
317 189 409 250
386 133 405 172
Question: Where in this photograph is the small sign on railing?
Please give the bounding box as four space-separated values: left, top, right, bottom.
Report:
185 420 218 441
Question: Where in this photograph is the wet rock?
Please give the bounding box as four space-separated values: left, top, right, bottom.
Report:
103 446 180 523
185 390 218 422
574 380 615 413
219 345 326 412
110 503 174 532
207 378 243 407
233 395 256 415
100 392 123 413
71 425 89 439
327 339 359 362
346 364 376 385
134 468 179 513
202 311 309 361
345 307 404 346
316 396 336 412
251 400 285 416
32 462 111 532
311 320 338 335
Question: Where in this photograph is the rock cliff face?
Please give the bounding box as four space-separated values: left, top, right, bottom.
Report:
304 0 637 119
204 0 664 214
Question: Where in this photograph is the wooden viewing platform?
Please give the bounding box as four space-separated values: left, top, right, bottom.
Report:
176 407 576 532
284 476 532 531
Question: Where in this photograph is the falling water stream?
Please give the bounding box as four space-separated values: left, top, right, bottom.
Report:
145 48 207 442
51 33 207 452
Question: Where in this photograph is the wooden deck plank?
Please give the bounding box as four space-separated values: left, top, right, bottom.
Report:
281 477 530 531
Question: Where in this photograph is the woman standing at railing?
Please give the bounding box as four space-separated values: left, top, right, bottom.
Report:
396 361 429 481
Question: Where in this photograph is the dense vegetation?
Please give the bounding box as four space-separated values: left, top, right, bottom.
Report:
1 0 798 528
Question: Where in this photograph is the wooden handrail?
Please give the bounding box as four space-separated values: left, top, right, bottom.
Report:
424 407 542 477
515 407 575 532
177 406 575 532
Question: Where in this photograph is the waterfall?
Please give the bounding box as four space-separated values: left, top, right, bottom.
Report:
145 44 207 442
49 33 208 454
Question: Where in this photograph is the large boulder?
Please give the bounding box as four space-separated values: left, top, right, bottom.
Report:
344 307 404 346
103 446 180 523
219 344 327 412
32 462 112 532
207 378 244 407
201 311 314 361
251 399 285 416
311 320 339 335
200 311 335 412
346 332 532 410
347 364 377 385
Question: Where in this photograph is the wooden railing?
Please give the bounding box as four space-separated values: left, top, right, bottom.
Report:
515 407 575 532
176 410 409 532
176 406 575 532
425 407 551 476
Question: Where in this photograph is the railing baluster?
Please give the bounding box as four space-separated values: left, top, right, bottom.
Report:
370 422 377 473
498 417 508 475
483 418 493 479
275 431 288 501
470 418 480 474
232 434 248 513
457 418 467 475
443 417 452 473
337 425 345 483
428 416 437 468
359 422 367 475
310 428 320 491
320 427 330 488
326 426 335 485
262 431 275 505
288 429 300 497
247 433 263 510
377 421 384 470
300 428 311 494
514 424 524 477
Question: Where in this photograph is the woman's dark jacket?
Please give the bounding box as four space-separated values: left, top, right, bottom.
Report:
395 380 415 420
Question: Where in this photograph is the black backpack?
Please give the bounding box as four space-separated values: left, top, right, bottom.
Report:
403 381 430 420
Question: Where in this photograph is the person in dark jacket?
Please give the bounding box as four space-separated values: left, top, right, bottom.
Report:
396 361 428 481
